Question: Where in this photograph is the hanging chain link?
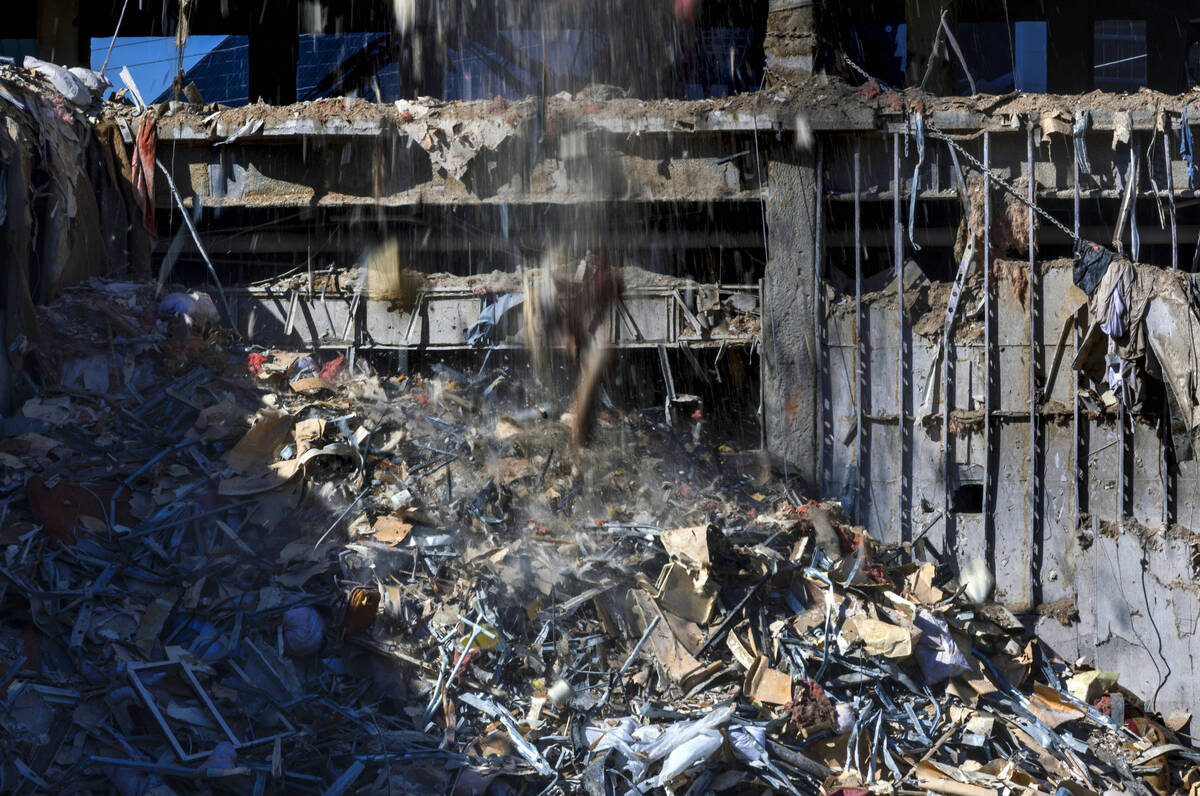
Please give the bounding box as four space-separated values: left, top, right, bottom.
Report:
925 122 1079 242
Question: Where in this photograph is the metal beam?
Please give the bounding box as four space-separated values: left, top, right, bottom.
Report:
983 131 995 573
232 284 760 351
894 132 907 544
1073 137 1087 538
159 229 772 256
1165 126 1178 526
1166 127 1178 270
815 140 827 494
853 134 864 526
824 225 1200 247
1027 122 1042 608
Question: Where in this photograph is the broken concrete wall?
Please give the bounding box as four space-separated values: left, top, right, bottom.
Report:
825 254 1200 717
764 140 818 490
815 113 1200 718
154 100 763 209
800 96 1200 720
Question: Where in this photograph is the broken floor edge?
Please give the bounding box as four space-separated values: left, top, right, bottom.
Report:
142 84 1200 141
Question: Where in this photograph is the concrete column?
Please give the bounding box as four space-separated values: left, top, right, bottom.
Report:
37 0 86 66
764 0 818 84
764 141 818 491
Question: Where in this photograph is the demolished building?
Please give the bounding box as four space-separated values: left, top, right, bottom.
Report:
8 0 1200 792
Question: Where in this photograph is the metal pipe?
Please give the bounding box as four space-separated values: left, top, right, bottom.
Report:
815 141 826 493
1130 136 1140 261
155 159 235 329
854 134 864 525
983 131 993 570
1027 122 1041 605
759 277 767 453
942 260 954 555
1073 142 1085 536
824 224 1200 247
1167 127 1178 270
1164 127 1177 526
1117 137 1137 521
1118 403 1128 521
894 132 906 544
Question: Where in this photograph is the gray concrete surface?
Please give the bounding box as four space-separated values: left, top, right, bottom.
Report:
764 141 819 492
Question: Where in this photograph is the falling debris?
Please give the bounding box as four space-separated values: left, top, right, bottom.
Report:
6 3 1200 793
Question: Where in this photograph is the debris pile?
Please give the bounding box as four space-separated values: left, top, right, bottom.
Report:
1 279 1197 794
0 63 153 380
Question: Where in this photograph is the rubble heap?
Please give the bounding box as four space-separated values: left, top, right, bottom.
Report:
1 279 1197 794
0 63 153 386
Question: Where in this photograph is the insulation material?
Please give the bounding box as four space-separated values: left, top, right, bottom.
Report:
1074 242 1200 459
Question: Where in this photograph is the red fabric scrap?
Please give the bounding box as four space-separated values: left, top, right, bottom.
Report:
320 353 346 381
863 562 896 588
785 678 836 730
131 116 157 239
449 647 480 685
1091 693 1144 721
835 522 865 554
247 353 267 375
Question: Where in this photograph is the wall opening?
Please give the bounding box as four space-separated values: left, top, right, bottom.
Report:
952 483 984 514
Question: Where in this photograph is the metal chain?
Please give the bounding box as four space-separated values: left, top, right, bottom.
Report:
925 123 1079 242
842 54 890 88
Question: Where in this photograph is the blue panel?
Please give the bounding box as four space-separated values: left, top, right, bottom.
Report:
159 36 250 105
297 33 385 99
1094 19 1147 92
1013 21 1046 93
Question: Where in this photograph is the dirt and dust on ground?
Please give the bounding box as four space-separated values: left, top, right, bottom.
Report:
0 277 1197 795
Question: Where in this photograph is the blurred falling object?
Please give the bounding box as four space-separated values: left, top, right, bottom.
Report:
675 0 701 23
392 0 416 33
795 113 813 149
522 251 623 448
300 0 326 32
522 263 554 385
570 342 612 448
360 239 426 309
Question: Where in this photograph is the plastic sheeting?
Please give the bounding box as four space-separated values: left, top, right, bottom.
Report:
1075 243 1200 459
585 704 733 790
465 292 524 345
